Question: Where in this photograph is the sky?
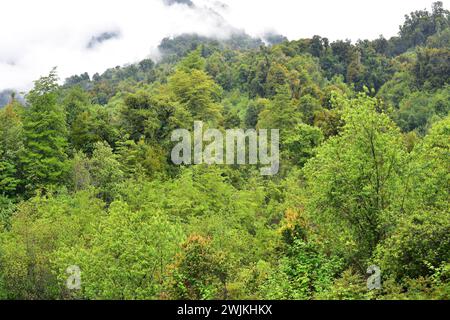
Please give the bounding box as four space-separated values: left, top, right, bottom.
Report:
0 0 447 92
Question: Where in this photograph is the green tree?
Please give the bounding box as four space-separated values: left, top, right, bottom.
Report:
244 98 269 128
119 87 192 146
53 201 184 299
260 240 342 299
265 63 289 97
62 86 91 129
304 93 407 263
284 124 323 167
89 141 124 202
406 115 450 211
21 70 69 192
257 84 301 131
168 234 230 300
395 88 450 134
169 67 223 124
178 47 206 72
116 138 166 178
0 190 104 299
375 209 450 281
0 102 24 195
414 48 450 89
71 104 119 154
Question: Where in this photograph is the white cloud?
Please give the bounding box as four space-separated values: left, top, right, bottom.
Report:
0 0 447 91
216 0 447 41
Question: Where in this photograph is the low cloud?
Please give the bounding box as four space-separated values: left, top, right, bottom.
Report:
0 0 237 92
0 0 446 92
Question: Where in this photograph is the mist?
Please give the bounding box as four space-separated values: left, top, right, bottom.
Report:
0 0 446 92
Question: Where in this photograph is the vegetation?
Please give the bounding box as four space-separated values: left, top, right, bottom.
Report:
0 2 449 300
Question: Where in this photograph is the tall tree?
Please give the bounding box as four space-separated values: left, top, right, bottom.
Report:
304 93 407 263
0 101 24 195
21 69 68 192
169 66 223 125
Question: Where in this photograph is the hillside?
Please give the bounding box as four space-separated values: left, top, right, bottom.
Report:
0 2 449 300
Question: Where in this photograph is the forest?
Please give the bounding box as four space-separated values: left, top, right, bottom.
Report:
0 2 449 300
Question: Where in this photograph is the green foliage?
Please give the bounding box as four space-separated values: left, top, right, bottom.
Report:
116 138 166 178
71 104 119 154
178 48 206 72
0 195 15 231
169 67 223 124
258 85 301 131
398 1 450 51
62 86 91 128
406 116 450 211
284 124 323 167
167 234 230 300
395 88 449 134
304 94 407 261
0 190 104 299
377 71 413 108
375 210 450 281
53 201 184 299
88 141 124 202
315 268 368 300
21 70 69 192
414 48 450 89
0 102 23 195
119 87 192 145
244 98 269 128
260 240 342 300
1 3 449 300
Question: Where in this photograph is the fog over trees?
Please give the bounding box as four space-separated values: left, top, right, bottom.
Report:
0 2 449 300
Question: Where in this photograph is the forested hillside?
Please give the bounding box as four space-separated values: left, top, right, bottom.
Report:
0 2 449 300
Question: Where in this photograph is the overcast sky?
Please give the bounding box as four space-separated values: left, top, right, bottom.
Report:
0 0 447 92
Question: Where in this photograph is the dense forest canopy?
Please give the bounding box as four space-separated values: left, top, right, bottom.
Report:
0 2 449 300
